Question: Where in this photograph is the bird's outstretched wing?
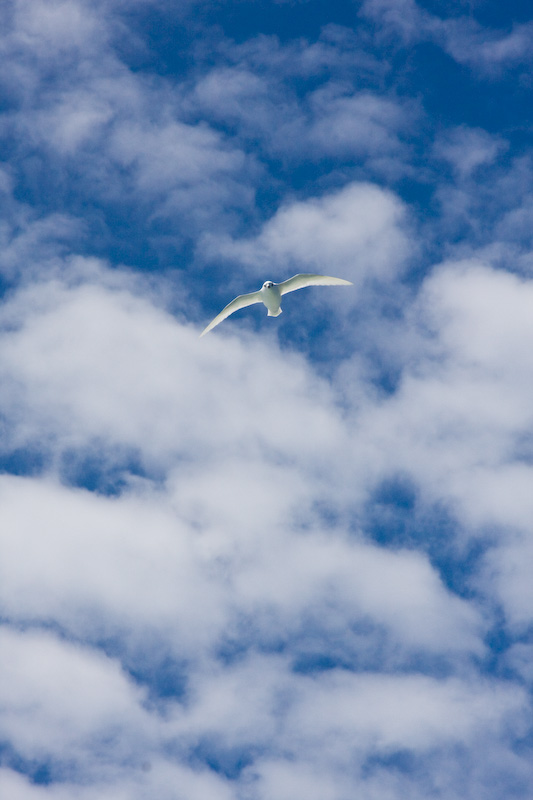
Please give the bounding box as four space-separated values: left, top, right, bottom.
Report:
278 274 353 295
200 291 262 337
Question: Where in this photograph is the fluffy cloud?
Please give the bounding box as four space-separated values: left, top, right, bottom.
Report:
1 248 532 796
0 265 484 658
0 627 152 765
190 54 413 169
346 260 533 645
0 0 255 255
434 127 507 179
2 261 520 796
361 0 533 73
204 181 412 296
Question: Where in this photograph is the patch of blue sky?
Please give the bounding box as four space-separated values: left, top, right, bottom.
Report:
189 737 257 780
0 446 45 477
0 744 54 786
58 446 155 495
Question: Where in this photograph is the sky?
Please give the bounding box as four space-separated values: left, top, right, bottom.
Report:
1 0 533 797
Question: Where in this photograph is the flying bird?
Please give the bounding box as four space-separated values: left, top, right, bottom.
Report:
200 273 353 336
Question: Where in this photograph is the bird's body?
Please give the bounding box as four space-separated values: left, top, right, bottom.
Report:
200 274 352 336
260 281 282 316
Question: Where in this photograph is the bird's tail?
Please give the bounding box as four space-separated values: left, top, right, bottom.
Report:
267 308 282 317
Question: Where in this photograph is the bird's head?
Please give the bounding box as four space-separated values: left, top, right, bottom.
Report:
262 281 274 289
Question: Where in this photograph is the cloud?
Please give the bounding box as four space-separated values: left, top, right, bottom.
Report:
1 0 256 254
179 657 529 797
1 0 109 82
203 182 412 292
0 267 348 465
0 627 152 767
107 119 251 224
281 671 525 752
442 20 533 73
433 126 507 179
305 86 413 162
0 211 83 282
190 53 413 169
341 260 533 650
0 257 495 650
361 0 533 74
1 219 532 798
215 24 385 83
0 266 484 662
355 260 533 503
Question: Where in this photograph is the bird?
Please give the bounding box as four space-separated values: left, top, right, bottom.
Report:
200 273 353 336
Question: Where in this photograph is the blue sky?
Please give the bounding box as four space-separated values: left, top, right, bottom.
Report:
1 0 533 797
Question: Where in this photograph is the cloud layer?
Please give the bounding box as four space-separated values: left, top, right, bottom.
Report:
1 0 533 798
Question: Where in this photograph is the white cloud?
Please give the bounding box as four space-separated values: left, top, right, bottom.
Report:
482 530 533 633
0 231 532 797
306 86 412 160
0 267 486 660
356 260 533 500
506 642 533 684
360 0 421 45
0 626 143 736
362 0 533 73
442 19 533 73
0 459 482 664
205 182 412 292
283 671 526 752
344 259 533 641
0 270 346 464
182 657 529 797
434 127 507 179
191 62 412 168
1 0 255 242
108 119 251 223
192 67 274 131
231 531 483 654
0 765 234 800
0 476 230 650
4 0 108 69
0 211 83 281
30 90 115 155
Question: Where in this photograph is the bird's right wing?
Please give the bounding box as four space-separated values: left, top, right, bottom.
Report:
200 291 262 336
278 273 353 295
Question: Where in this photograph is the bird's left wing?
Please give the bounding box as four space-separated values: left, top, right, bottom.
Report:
200 291 262 336
278 273 353 295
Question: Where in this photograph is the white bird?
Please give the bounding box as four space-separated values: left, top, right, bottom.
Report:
200 273 353 336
